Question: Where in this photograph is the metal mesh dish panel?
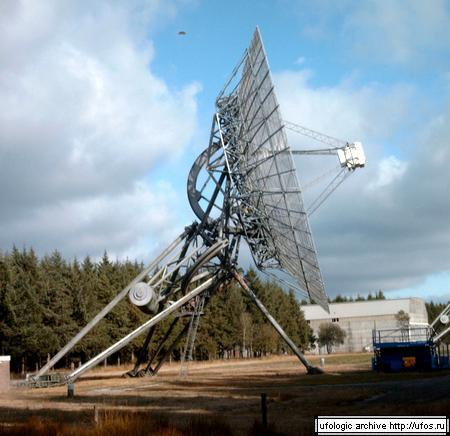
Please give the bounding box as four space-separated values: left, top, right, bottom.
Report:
236 29 328 309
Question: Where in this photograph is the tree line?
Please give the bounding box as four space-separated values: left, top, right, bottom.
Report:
1 247 448 373
0 248 312 373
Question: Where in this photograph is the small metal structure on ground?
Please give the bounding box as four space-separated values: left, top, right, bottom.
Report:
372 312 450 372
26 28 365 387
15 372 64 388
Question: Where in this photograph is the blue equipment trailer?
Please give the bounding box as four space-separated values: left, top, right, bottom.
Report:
372 327 450 372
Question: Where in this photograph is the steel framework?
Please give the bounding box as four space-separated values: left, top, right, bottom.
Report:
29 28 368 386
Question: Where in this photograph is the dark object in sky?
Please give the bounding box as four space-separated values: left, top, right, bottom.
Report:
178 31 186 35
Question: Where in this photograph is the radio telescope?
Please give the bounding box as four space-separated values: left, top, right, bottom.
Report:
33 28 365 383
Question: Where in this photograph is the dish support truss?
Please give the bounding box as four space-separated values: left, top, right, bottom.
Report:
430 303 450 343
188 29 328 310
28 29 328 386
32 219 320 386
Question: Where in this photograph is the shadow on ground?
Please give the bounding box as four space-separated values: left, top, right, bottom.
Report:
2 364 450 435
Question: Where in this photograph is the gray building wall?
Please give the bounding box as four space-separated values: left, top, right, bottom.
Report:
0 356 10 392
302 298 428 354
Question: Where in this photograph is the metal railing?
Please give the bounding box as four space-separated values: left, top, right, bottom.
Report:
373 327 433 345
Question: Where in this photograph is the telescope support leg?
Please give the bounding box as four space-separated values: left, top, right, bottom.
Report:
36 231 187 378
151 321 191 376
143 317 180 374
126 325 156 377
66 276 215 383
233 271 322 375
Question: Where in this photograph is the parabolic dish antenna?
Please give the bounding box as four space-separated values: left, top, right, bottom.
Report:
188 29 327 308
31 28 365 384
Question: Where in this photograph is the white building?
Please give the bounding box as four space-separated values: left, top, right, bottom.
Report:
301 298 429 354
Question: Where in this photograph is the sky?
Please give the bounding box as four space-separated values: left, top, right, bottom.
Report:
1 0 450 302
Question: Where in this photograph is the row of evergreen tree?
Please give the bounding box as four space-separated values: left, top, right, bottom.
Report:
1 248 447 373
0 248 313 373
328 291 386 303
299 291 387 306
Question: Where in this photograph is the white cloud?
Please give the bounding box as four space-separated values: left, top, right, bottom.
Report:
0 0 198 259
296 0 450 66
276 69 413 141
368 156 408 190
1 181 180 259
345 0 450 64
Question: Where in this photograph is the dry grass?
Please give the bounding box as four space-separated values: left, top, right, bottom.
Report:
2 354 450 435
0 410 233 436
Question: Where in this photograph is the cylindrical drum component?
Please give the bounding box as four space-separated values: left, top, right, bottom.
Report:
128 282 158 314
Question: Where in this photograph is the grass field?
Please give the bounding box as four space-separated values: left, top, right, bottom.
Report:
1 353 449 435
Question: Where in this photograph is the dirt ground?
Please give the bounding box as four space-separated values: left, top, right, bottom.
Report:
1 354 449 435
